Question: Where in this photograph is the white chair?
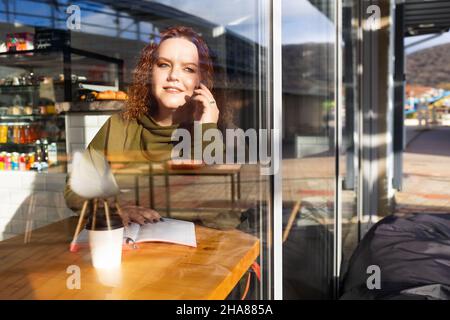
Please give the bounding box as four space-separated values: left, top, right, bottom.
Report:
69 149 123 249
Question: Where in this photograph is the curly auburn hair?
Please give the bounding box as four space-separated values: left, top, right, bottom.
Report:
123 26 214 121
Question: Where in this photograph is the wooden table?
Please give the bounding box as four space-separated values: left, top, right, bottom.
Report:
0 217 259 299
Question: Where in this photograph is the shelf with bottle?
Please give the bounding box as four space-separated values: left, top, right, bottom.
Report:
0 123 42 144
0 121 64 145
0 139 59 172
0 151 36 171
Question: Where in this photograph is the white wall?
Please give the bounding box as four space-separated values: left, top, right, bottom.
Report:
65 113 111 158
0 171 74 241
0 113 110 241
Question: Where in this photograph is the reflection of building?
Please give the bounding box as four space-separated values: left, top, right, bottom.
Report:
0 0 261 114
282 43 335 157
309 0 450 213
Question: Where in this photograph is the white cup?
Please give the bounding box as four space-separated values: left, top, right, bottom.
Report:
88 227 124 269
87 213 124 269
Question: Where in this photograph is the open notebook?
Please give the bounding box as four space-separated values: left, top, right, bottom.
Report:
70 218 197 252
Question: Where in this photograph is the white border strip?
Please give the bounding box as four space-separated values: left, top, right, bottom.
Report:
272 0 283 300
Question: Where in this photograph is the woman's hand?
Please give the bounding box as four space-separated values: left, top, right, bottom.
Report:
192 83 219 124
118 205 162 226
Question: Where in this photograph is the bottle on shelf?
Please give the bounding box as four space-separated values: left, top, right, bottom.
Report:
13 125 20 144
0 125 7 143
5 153 11 170
32 139 47 172
42 139 49 163
19 125 26 144
19 153 26 171
27 152 35 170
11 152 19 171
30 124 41 143
35 139 42 163
29 125 35 142
0 152 4 170
23 125 30 143
48 142 58 166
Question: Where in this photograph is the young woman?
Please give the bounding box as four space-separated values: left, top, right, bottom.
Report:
64 26 242 228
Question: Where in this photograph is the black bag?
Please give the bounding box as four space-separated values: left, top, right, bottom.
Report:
341 213 450 300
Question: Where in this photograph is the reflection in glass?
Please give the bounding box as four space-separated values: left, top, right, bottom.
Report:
0 0 272 300
340 0 360 283
282 0 336 299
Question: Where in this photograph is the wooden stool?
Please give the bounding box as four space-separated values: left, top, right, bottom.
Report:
69 197 126 251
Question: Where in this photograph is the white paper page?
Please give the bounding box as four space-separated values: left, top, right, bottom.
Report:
72 227 129 245
124 223 140 242
135 218 197 247
73 225 138 246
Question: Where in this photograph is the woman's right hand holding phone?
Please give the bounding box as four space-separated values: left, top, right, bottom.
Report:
191 83 219 124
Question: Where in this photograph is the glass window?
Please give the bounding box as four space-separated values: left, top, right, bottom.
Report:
340 0 360 281
0 0 274 300
282 0 337 299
